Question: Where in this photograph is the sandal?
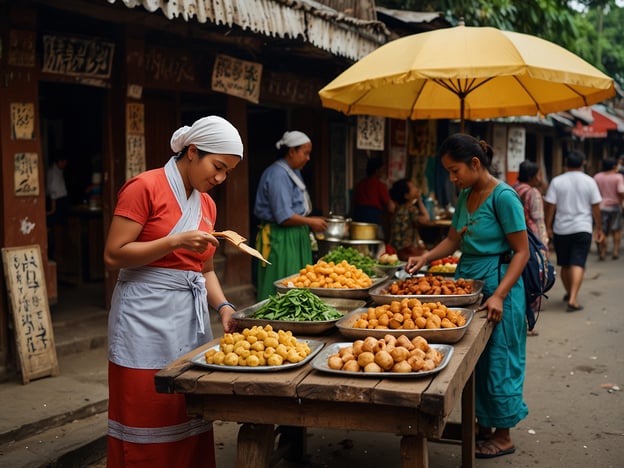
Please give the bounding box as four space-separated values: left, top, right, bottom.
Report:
475 439 516 459
527 329 539 336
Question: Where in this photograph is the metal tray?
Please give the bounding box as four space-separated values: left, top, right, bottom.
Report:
369 278 484 307
190 339 324 372
335 307 474 343
232 297 367 335
310 343 454 378
274 273 388 299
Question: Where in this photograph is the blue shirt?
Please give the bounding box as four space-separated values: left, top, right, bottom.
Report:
254 159 308 224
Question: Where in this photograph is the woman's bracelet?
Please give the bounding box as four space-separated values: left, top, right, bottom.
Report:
216 301 236 314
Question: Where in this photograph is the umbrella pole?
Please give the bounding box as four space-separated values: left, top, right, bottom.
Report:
460 96 465 133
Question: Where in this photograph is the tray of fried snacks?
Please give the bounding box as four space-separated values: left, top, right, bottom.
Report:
233 290 366 335
275 259 387 299
369 275 483 307
335 299 474 343
310 335 453 378
191 325 324 372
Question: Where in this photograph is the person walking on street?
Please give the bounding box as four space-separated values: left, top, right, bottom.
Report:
406 133 529 459
544 150 604 313
513 160 549 247
593 157 624 260
103 115 243 467
253 130 327 301
513 160 549 337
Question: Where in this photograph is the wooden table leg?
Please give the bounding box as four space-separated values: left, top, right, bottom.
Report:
236 423 275 468
400 434 428 468
461 371 476 468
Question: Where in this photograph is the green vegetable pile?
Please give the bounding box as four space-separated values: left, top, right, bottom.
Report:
251 289 343 322
322 246 377 276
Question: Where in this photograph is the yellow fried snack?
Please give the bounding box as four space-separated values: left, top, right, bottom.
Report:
283 260 372 289
206 324 312 367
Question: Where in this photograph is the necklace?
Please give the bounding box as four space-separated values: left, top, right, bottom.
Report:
469 176 494 209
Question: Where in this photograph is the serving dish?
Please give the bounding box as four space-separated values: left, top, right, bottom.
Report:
335 307 474 343
369 278 484 307
275 273 387 299
310 343 454 378
422 267 456 277
232 297 367 335
374 261 407 276
190 339 324 372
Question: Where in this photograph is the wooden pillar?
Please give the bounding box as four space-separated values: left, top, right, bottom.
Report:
0 3 46 372
223 96 253 292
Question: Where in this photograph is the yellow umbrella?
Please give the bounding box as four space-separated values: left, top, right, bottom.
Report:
319 25 615 131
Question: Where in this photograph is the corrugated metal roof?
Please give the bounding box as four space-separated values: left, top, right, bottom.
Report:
106 0 389 60
375 6 445 25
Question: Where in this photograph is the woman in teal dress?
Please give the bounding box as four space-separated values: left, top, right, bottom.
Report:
407 133 530 459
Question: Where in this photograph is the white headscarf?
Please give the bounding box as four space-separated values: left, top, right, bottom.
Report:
275 130 311 150
170 115 244 158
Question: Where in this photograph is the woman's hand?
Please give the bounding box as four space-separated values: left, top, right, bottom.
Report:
307 216 328 233
220 307 237 333
177 230 219 253
406 253 428 274
478 293 504 324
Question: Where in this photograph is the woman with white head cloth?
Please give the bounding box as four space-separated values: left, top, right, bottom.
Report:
103 115 243 467
254 130 328 300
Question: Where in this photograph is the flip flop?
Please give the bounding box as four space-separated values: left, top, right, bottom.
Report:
475 440 516 459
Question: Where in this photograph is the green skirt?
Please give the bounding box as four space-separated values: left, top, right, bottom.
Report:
255 223 312 301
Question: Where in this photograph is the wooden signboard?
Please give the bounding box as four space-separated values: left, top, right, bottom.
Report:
2 245 59 384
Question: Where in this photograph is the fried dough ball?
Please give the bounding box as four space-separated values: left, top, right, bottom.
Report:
328 354 343 370
374 350 394 370
224 352 239 366
357 351 375 367
343 360 361 372
362 337 378 353
392 360 413 373
363 362 383 373
390 346 409 363
352 340 365 355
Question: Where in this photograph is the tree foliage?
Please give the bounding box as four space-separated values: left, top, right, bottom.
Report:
376 0 623 87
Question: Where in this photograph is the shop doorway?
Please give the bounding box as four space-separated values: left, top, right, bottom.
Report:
39 82 106 312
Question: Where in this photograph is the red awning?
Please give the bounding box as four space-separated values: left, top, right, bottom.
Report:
573 106 624 139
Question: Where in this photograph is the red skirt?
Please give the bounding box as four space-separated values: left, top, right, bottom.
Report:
107 361 215 468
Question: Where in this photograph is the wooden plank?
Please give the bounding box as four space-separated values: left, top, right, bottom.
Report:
297 367 380 404
2 245 59 384
400 434 428 468
193 395 429 435
236 423 275 468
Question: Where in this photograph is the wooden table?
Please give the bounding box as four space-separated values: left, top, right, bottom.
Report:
155 313 493 468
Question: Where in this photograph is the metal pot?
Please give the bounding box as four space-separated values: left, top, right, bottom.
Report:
324 216 350 239
349 222 378 240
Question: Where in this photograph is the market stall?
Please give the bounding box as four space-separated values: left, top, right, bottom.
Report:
155 271 492 468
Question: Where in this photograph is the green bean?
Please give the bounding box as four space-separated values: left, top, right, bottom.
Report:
250 289 343 321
